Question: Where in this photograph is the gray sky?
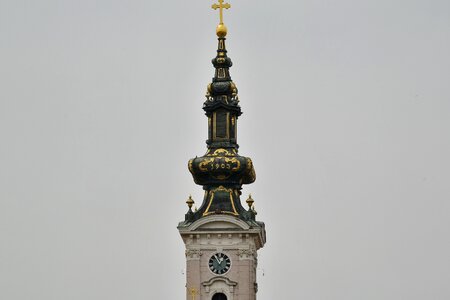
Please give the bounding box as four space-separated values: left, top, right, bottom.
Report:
1 0 450 299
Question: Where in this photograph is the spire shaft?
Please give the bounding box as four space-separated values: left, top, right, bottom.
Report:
181 1 257 224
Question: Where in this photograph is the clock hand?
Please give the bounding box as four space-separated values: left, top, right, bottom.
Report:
214 255 221 264
220 258 226 268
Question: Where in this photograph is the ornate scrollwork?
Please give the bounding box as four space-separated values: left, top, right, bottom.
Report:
207 148 233 157
189 152 254 185
203 185 238 216
238 248 256 259
188 159 194 173
198 158 215 172
185 249 203 259
205 83 213 101
230 81 239 102
197 155 241 180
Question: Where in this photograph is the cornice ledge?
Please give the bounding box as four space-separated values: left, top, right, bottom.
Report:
202 276 238 287
187 214 251 231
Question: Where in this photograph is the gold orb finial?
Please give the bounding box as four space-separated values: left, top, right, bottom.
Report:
216 23 228 38
246 194 254 209
186 195 195 209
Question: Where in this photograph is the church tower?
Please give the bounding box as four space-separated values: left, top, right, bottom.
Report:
178 2 266 300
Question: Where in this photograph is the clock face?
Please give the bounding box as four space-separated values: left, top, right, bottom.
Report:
208 253 231 275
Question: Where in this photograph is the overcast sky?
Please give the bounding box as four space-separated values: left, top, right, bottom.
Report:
1 0 450 299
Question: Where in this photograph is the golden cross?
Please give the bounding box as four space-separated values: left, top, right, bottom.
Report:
212 0 231 24
188 287 198 300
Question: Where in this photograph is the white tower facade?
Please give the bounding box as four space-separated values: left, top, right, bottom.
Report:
179 215 265 300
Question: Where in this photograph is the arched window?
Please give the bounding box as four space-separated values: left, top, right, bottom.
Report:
212 292 227 300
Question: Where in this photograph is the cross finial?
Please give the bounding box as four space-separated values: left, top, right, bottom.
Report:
188 287 198 300
211 0 231 37
212 0 231 25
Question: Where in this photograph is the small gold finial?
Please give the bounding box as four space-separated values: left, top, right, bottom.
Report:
186 195 195 209
216 23 228 38
212 0 231 37
246 194 254 209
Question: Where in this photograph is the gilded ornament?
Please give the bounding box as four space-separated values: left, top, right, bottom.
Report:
203 185 238 216
209 148 232 156
246 194 254 209
198 158 215 172
188 287 198 300
211 0 231 37
188 159 194 173
186 195 195 209
205 83 212 99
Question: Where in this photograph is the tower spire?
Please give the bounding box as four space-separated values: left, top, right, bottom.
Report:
180 1 259 224
178 5 266 299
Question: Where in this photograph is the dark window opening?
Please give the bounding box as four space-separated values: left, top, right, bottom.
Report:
212 293 227 300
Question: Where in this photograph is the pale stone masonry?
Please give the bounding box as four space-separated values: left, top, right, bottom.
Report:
179 215 265 300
